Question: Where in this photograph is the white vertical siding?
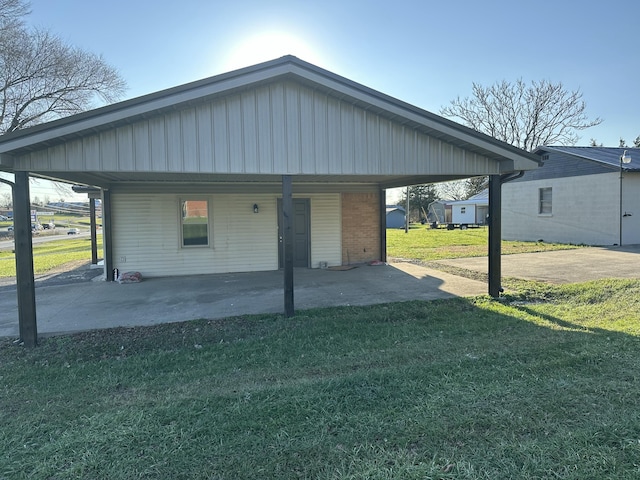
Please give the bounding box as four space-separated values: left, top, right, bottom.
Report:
111 192 342 277
19 81 497 176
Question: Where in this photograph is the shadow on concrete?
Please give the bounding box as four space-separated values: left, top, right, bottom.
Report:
0 262 486 338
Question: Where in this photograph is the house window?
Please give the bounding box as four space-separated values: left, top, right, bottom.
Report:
460 207 466 214
539 187 552 215
181 199 209 246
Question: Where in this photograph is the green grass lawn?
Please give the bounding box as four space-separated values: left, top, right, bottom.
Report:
387 226 581 261
2 279 640 479
0 235 102 277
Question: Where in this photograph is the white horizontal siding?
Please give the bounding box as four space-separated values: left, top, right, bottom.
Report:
19 81 496 177
112 193 278 277
111 192 342 277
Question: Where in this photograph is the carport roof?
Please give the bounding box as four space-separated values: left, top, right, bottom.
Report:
0 56 539 174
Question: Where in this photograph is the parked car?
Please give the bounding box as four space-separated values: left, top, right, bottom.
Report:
67 228 80 235
42 222 55 230
0 215 8 221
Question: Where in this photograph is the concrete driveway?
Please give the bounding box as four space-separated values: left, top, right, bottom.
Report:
433 245 640 284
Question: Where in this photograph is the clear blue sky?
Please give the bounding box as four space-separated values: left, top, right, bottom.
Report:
22 0 640 200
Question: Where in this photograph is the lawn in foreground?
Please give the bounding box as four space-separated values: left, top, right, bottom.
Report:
2 279 640 479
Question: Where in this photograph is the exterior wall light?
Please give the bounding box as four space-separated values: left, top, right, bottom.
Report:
253 204 259 214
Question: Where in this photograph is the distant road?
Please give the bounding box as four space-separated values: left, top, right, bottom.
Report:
0 231 91 251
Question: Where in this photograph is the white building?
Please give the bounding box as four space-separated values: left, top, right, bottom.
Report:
503 146 640 246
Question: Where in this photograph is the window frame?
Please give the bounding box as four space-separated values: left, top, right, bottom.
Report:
180 198 211 248
538 187 552 215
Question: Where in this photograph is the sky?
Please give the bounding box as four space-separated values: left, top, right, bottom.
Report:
14 0 640 201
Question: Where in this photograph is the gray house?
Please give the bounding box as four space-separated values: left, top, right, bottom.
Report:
386 205 406 229
0 56 540 344
503 146 640 246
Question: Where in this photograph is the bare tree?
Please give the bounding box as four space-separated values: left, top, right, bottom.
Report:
0 0 126 134
437 180 467 201
441 79 602 151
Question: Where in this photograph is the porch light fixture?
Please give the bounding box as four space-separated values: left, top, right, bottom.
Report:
253 204 259 214
619 150 632 245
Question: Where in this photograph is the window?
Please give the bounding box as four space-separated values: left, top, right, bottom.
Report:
460 207 466 214
539 187 552 215
181 199 209 246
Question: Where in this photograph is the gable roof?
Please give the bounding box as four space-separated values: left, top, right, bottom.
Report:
0 56 538 166
535 146 640 172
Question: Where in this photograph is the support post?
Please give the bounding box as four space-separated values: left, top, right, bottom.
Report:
90 197 98 265
282 175 294 317
14 172 37 346
103 189 114 281
379 188 387 262
488 175 502 298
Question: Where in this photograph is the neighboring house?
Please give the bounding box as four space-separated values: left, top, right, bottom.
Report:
0 56 540 280
502 146 640 246
385 205 406 229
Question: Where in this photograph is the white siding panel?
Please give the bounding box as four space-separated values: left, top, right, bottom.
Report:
313 93 329 173
340 103 355 174
352 108 367 172
285 86 301 172
132 122 151 171
270 83 287 172
196 104 214 172
227 96 243 172
26 149 48 171
365 113 380 174
309 194 342 267
181 109 198 172
379 120 393 175
241 92 259 173
256 88 273 173
67 139 83 170
114 126 132 170
327 97 341 173
166 114 182 172
212 102 229 172
84 136 100 170
112 193 280 277
149 117 167 172
300 89 315 174
99 129 117 170
16 80 501 177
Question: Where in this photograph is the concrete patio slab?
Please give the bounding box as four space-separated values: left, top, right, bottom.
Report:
0 262 487 338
